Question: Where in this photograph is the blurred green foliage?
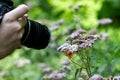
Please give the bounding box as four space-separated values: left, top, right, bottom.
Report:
0 0 120 80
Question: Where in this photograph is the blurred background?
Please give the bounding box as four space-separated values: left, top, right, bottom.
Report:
0 0 120 80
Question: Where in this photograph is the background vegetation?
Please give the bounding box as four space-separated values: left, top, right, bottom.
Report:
0 0 120 80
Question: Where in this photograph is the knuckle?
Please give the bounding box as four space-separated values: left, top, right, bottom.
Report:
14 25 22 32
3 14 13 22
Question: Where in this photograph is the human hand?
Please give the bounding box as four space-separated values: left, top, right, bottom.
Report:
0 4 29 59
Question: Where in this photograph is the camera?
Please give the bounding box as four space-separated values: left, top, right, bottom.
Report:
0 2 50 49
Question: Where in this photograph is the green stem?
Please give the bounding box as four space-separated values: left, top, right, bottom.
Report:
86 56 92 77
78 52 91 77
70 59 82 67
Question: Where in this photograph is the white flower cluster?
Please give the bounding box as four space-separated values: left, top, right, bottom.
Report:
42 71 66 80
89 74 120 80
58 29 101 53
57 43 78 52
89 74 103 80
14 59 31 68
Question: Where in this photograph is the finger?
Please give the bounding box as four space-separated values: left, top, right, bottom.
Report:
11 21 22 32
23 14 28 18
5 4 29 21
18 16 27 28
18 29 24 40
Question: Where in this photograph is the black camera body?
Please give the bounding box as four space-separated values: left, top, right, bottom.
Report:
0 2 50 49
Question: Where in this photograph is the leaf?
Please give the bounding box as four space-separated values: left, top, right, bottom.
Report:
75 68 79 80
79 67 83 73
74 68 83 80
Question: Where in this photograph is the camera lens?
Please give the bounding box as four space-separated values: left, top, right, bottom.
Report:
0 3 50 49
21 19 50 49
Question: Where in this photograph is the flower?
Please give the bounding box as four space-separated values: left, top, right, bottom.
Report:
79 73 89 80
14 59 31 68
57 43 76 58
63 65 72 72
98 18 112 25
100 33 109 41
50 24 59 31
78 29 86 34
70 30 80 39
48 72 66 80
42 75 48 80
57 43 70 52
79 43 87 49
88 28 97 35
42 67 53 73
66 29 86 41
73 4 83 11
56 19 65 25
73 39 86 44
66 36 73 41
70 44 79 52
64 51 74 59
0 71 6 77
61 60 70 65
89 74 103 80
113 76 120 80
85 35 100 41
73 6 80 11
93 34 101 41
79 40 95 49
85 35 95 40
39 63 47 68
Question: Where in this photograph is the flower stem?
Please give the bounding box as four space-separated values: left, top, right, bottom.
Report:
86 56 92 77
70 59 82 67
78 51 91 77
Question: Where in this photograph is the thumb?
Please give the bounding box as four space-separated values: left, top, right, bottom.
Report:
4 4 29 21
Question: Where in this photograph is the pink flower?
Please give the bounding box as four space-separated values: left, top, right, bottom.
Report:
89 74 103 80
42 67 53 73
61 60 70 65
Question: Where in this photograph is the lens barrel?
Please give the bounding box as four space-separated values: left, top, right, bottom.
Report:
21 19 50 49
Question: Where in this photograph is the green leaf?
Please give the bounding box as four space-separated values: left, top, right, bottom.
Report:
75 68 83 80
